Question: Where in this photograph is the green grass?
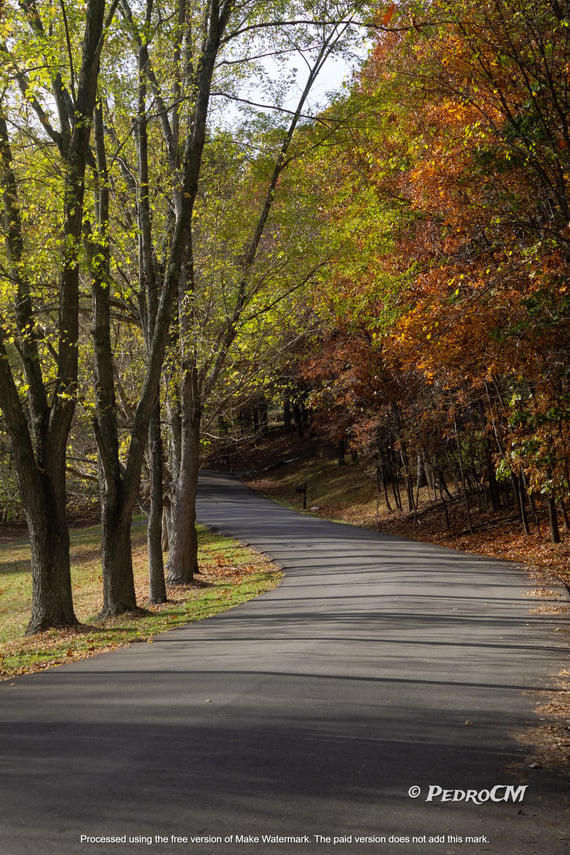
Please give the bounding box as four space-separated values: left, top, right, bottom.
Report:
0 521 281 681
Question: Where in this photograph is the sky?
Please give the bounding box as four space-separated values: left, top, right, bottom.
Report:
212 27 371 129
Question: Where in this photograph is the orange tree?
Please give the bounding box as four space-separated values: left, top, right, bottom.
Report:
296 0 570 535
392 0 570 535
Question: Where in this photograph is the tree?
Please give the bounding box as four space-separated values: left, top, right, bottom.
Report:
85 0 239 617
291 0 570 536
81 0 376 606
165 1 373 584
388 0 570 532
0 0 113 632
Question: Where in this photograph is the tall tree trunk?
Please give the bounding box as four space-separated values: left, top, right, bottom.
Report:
91 101 139 618
167 369 201 585
486 450 501 511
148 402 167 603
400 442 415 512
135 10 167 603
377 459 392 512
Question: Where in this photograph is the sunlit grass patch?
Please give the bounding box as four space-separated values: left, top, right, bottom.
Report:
0 521 281 681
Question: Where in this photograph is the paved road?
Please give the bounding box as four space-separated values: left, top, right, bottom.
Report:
0 472 568 855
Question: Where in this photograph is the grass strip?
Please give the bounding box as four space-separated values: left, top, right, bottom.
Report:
0 521 281 681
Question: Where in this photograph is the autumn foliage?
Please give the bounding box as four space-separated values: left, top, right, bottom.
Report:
300 0 570 541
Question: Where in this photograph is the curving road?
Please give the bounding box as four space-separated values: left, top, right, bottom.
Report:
0 471 568 855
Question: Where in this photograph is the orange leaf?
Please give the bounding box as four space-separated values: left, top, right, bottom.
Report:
382 3 396 26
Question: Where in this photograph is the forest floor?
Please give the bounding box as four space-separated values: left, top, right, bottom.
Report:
206 426 570 772
207 426 570 588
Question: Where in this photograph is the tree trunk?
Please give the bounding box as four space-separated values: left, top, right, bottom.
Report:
547 495 561 544
486 451 501 511
512 473 531 535
134 26 166 606
0 324 79 633
148 402 167 603
167 370 201 585
25 472 77 634
560 498 570 533
167 481 200 585
392 472 403 511
284 397 292 430
376 460 392 512
439 482 451 530
454 418 473 534
90 98 138 620
400 444 415 513
100 485 139 617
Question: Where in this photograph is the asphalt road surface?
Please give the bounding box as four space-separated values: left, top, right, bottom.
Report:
0 471 568 855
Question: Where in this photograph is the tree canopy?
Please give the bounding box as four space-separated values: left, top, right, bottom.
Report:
296 0 570 540
1 0 569 633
